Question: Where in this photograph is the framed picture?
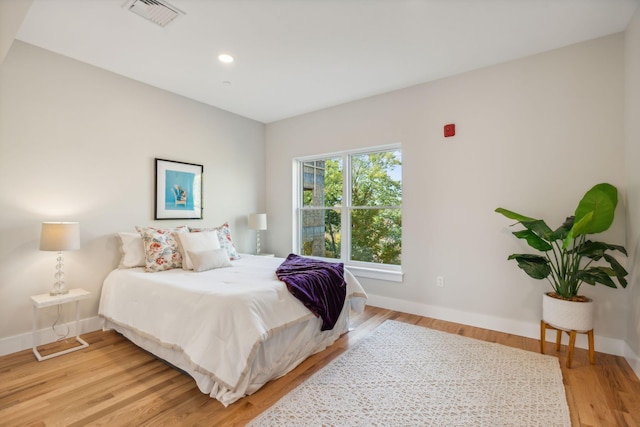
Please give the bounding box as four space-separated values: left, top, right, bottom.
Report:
155 158 203 220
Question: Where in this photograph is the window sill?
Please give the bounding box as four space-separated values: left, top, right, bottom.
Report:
346 265 404 283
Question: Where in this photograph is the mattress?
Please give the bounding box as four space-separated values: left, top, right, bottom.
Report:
98 254 367 406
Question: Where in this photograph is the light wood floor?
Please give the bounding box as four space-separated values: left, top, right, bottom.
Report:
1 306 639 426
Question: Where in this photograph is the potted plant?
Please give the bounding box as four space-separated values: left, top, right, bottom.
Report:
495 183 628 331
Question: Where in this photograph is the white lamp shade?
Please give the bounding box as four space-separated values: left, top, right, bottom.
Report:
248 213 267 230
40 222 80 251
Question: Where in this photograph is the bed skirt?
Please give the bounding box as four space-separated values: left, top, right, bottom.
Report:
103 301 353 406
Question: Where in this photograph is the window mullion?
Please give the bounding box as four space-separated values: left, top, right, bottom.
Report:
342 154 351 262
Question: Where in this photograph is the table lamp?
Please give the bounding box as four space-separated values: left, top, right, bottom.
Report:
248 213 267 255
40 222 80 295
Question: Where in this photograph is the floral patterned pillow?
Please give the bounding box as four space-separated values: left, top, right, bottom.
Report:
190 222 240 260
136 226 188 272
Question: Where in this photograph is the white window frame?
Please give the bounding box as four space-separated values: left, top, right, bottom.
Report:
293 144 403 282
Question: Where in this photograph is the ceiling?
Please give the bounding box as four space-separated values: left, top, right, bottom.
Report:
15 0 640 123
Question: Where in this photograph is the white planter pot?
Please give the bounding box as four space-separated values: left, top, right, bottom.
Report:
542 293 594 332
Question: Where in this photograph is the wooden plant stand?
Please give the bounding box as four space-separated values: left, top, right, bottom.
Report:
540 320 595 368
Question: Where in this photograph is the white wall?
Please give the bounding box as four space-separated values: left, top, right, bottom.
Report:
266 34 631 356
624 7 640 371
0 41 265 352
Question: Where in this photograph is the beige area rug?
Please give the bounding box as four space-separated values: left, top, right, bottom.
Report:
248 320 571 427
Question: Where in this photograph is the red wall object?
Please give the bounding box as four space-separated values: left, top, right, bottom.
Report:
444 124 455 137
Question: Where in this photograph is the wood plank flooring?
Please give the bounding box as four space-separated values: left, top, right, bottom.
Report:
1 306 639 426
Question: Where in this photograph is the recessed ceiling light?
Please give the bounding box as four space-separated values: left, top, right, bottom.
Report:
218 53 234 64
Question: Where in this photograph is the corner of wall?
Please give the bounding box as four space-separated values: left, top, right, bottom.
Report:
624 2 640 365
0 0 33 64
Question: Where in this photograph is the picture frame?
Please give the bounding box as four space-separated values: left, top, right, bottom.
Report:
155 158 203 220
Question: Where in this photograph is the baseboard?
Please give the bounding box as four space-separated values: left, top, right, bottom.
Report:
624 342 640 379
0 316 103 357
366 293 628 358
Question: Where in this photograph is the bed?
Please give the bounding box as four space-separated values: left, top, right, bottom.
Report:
99 253 367 406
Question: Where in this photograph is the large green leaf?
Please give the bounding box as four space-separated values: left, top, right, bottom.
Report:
521 219 555 241
563 211 593 249
507 254 551 279
495 208 537 223
513 229 553 251
603 253 628 288
575 240 628 259
576 267 618 288
572 183 617 236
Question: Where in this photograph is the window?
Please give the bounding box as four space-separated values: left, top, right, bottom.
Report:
296 145 402 279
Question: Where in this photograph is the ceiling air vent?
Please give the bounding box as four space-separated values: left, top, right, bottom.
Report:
125 0 185 28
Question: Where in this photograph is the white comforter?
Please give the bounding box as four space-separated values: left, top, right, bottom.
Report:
99 254 366 405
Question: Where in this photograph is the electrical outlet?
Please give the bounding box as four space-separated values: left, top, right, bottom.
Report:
436 276 444 287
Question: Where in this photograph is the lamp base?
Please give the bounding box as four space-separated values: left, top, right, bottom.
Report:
50 252 69 296
256 231 262 255
50 279 68 296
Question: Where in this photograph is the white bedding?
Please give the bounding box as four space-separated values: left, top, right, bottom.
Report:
99 254 367 406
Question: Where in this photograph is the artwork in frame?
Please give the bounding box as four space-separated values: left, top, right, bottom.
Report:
155 158 203 220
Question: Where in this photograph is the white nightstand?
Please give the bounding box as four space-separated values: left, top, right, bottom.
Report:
31 288 91 361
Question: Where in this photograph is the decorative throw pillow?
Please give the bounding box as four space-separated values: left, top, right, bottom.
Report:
136 226 188 272
116 232 145 268
190 222 240 260
175 230 221 270
188 248 232 272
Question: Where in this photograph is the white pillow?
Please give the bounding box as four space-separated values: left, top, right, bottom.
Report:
175 230 221 270
188 248 232 272
117 232 145 268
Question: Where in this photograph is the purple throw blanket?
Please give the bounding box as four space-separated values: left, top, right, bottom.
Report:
276 253 346 331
